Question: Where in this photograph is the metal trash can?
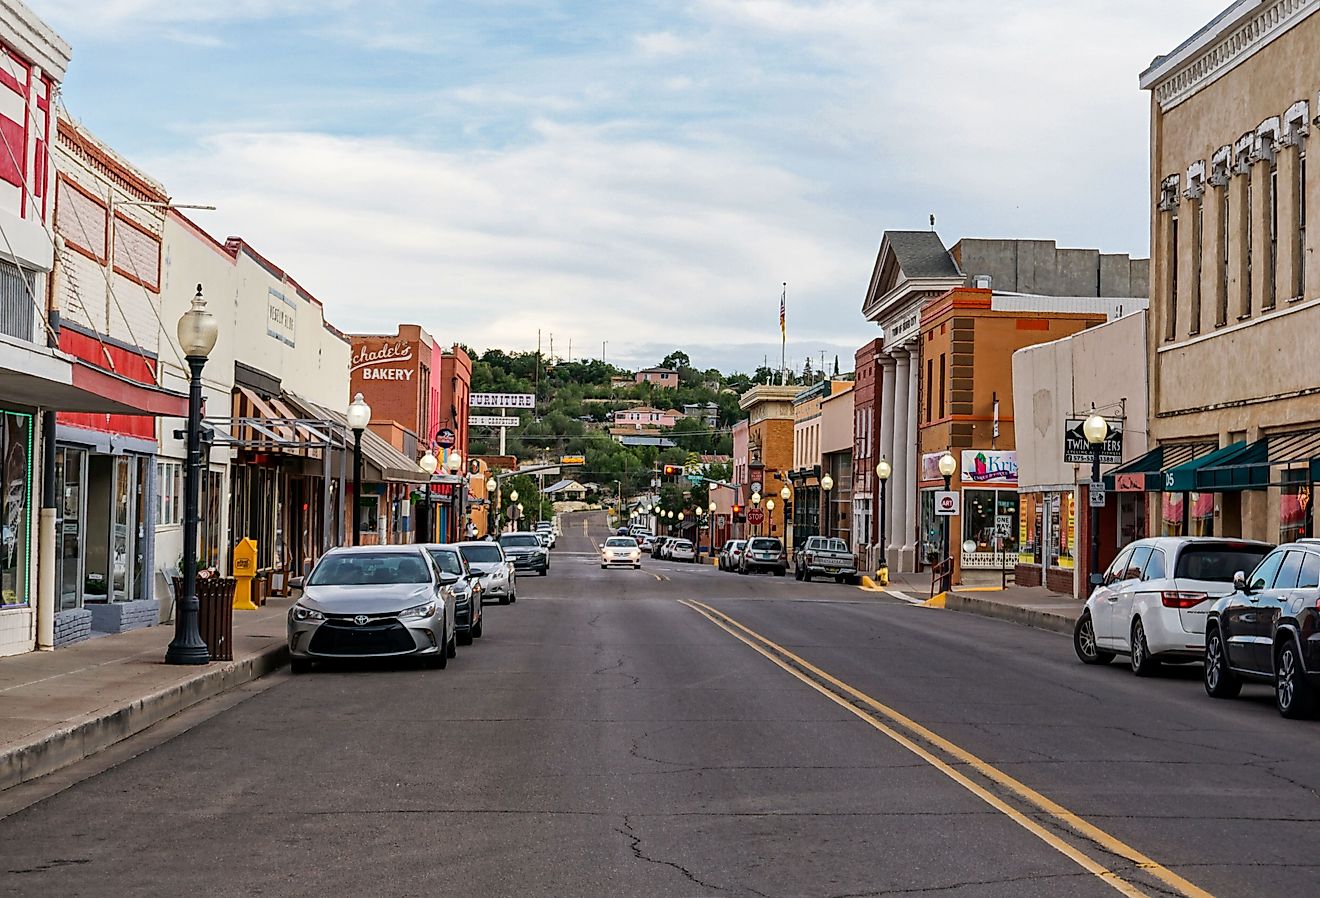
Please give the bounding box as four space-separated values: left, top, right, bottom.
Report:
172 576 237 661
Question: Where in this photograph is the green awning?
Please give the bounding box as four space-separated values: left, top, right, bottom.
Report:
1163 441 1248 492
1198 429 1320 491
1103 445 1164 491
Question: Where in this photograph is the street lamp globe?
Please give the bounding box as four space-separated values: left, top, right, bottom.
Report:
821 474 834 492
419 451 439 475
1083 406 1110 445
177 284 219 359
766 498 775 512
751 492 761 506
517 503 524 513
708 500 717 512
510 489 519 503
678 512 684 521
876 458 892 481
346 392 372 431
780 485 791 501
938 451 958 479
447 449 463 474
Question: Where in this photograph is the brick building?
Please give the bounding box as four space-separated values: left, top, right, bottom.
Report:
739 385 797 541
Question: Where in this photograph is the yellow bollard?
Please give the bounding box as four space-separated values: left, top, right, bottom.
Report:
232 538 259 611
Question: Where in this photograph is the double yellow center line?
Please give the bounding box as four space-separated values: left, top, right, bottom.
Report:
680 599 1214 898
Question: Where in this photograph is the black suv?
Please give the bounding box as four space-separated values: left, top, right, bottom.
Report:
1204 540 1320 718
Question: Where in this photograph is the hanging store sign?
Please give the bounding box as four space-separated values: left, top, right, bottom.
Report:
1064 419 1124 465
1114 473 1145 493
471 392 535 409
470 415 520 428
436 428 457 448
961 450 1018 485
266 289 296 347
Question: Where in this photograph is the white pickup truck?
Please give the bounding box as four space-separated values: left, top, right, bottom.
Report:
794 536 858 583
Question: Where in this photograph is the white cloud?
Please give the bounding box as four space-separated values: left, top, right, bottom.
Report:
34 0 355 32
145 124 864 371
634 30 697 57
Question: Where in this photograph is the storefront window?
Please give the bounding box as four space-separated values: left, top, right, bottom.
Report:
56 446 85 610
1281 472 1312 544
1190 492 1214 537
920 490 938 565
961 489 1019 567
1018 493 1041 565
0 412 32 607
358 495 380 534
1049 493 1075 570
1118 493 1146 545
1161 493 1186 537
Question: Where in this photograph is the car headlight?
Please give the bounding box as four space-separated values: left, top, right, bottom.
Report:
291 604 324 622
400 601 438 620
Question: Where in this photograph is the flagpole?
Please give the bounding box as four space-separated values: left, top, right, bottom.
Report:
780 282 787 385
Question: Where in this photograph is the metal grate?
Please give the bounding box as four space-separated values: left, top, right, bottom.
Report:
0 260 35 342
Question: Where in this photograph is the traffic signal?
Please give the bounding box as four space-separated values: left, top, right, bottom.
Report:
663 464 682 476
732 504 743 515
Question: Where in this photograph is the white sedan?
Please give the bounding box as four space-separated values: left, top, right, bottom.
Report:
601 536 642 569
668 539 697 563
1074 537 1272 674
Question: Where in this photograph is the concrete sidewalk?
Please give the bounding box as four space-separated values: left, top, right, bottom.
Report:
0 599 290 792
870 570 1083 637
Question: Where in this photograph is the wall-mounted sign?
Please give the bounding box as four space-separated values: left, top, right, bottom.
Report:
471 392 535 409
560 455 585 465
921 452 945 482
266 289 296 347
934 490 961 517
961 450 1018 485
436 428 456 448
351 340 414 377
1064 419 1124 465
469 415 519 428
1114 473 1145 493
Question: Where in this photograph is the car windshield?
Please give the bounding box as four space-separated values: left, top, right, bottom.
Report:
1175 545 1271 581
748 538 781 551
500 534 541 548
427 550 465 576
309 552 431 586
673 540 692 549
461 545 503 564
605 537 637 547
535 523 552 530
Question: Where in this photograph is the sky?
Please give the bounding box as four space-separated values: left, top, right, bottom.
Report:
33 0 1219 374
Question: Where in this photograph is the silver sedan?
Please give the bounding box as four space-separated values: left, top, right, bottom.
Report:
459 541 517 604
287 545 456 673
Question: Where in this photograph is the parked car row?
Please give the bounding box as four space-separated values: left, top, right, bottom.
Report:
716 537 787 576
1074 536 1320 719
649 536 699 562
287 540 523 673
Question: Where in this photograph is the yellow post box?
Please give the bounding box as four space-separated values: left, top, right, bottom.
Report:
232 538 259 611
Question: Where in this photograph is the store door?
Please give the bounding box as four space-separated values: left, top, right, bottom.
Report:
55 447 87 609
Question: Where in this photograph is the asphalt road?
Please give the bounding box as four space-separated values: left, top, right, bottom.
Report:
2 510 1318 897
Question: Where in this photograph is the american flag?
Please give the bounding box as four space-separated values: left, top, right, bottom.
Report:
779 284 786 337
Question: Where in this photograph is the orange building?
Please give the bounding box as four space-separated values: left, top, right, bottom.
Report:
738 385 798 540
916 287 1120 584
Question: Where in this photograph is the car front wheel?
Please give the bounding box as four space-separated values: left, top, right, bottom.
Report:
1204 626 1240 698
1275 640 1317 719
1073 611 1114 665
1130 618 1161 677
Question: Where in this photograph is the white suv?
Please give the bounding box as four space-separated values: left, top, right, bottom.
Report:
1074 537 1272 675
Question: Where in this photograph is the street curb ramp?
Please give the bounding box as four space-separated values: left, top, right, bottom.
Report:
0 644 288 793
943 592 1075 637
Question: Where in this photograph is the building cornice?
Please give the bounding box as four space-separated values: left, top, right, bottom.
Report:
1141 0 1319 111
0 0 71 81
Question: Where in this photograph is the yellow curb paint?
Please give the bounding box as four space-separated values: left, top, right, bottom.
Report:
680 599 1214 898
859 576 880 591
921 592 947 608
959 586 1006 593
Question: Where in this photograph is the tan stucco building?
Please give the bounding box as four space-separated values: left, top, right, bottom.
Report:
1141 0 1320 544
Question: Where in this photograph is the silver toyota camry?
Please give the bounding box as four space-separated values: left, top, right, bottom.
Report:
288 545 456 673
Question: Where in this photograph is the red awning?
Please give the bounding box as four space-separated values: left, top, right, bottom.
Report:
68 359 188 417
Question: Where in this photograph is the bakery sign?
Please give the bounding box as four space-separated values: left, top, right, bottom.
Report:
351 341 415 381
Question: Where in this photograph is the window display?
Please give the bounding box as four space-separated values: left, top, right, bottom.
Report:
0 412 31 607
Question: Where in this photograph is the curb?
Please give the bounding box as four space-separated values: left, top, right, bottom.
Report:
0 642 288 793
943 592 1075 636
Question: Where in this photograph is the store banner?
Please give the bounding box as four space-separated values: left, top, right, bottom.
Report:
961 450 1018 485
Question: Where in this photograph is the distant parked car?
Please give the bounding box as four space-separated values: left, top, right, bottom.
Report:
458 540 516 605
499 531 550 576
424 544 483 645
651 536 674 560
1204 541 1320 718
287 545 456 673
669 539 697 563
719 540 746 572
740 537 787 576
639 534 657 551
795 536 857 583
1073 537 1272 674
535 521 557 549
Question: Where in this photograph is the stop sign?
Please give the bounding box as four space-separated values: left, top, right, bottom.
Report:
747 508 765 525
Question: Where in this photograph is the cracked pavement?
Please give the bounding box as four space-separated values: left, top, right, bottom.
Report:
1 510 1317 896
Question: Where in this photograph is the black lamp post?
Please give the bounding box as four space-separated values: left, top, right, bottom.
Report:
418 450 438 542
166 285 218 666
820 474 834 541
938 450 957 594
877 457 891 575
780 484 792 556
751 491 762 537
1084 406 1111 589
708 499 717 558
347 392 371 546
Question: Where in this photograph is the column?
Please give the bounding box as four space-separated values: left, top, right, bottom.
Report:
903 344 919 571
889 348 910 572
878 356 896 554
